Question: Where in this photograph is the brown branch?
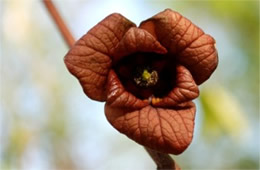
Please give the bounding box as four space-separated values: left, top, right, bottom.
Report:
145 147 181 170
43 1 181 169
43 0 75 48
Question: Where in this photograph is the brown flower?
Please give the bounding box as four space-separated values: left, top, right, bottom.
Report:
64 9 218 154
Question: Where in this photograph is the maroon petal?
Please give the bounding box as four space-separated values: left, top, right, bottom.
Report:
177 35 218 84
113 27 167 63
153 65 199 107
105 69 196 154
105 102 196 154
64 13 136 101
106 70 149 108
139 9 218 85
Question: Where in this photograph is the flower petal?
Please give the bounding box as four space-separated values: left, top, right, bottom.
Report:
177 35 218 85
105 102 196 154
106 70 149 108
139 9 218 85
64 13 136 101
153 65 199 107
113 27 167 63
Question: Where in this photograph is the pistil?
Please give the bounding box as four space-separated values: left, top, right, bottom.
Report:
134 68 159 87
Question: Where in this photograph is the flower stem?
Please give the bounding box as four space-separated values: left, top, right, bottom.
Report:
43 1 181 169
43 0 75 48
145 147 181 170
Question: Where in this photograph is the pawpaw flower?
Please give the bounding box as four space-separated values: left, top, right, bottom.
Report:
64 9 218 154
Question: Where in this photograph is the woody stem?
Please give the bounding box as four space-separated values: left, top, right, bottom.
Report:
43 0 75 48
43 1 180 169
145 147 181 170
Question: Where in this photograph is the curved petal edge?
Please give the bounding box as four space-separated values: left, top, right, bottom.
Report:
64 13 136 101
105 102 196 154
139 9 218 85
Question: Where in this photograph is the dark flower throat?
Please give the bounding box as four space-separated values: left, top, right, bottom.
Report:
113 52 177 99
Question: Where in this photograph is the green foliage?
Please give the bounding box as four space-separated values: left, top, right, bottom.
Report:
200 85 249 140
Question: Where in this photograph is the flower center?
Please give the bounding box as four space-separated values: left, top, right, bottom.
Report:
134 68 158 87
113 52 176 99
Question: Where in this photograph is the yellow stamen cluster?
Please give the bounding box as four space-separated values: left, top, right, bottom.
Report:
134 68 158 87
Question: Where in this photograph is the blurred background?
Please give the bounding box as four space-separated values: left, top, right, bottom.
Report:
1 0 259 169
